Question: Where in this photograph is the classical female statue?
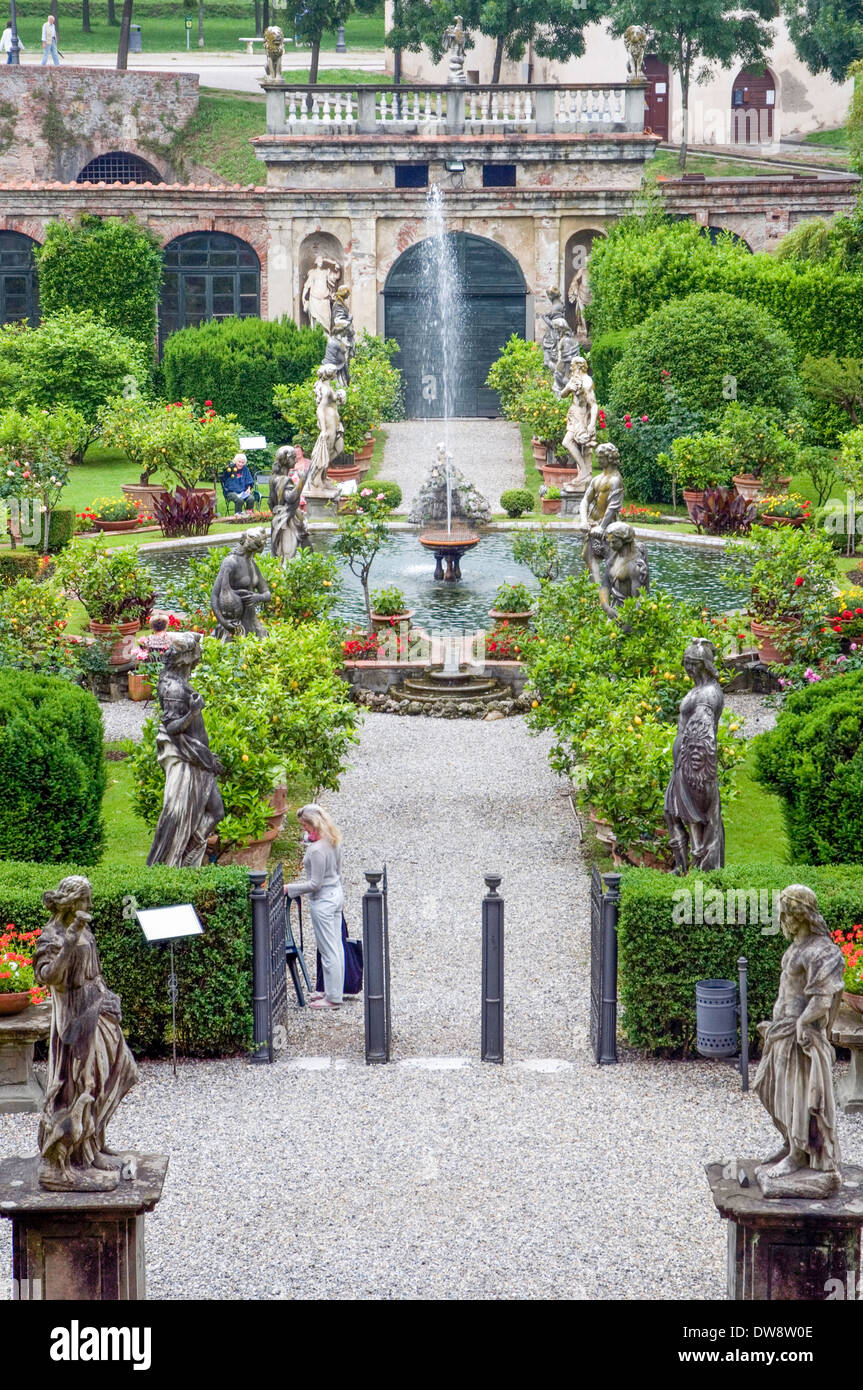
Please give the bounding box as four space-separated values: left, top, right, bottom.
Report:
331 285 355 370
560 355 598 480
540 286 566 373
580 442 625 584
599 520 650 618
211 530 271 639
302 254 341 333
663 637 724 874
35 876 140 1192
753 884 846 1198
552 316 579 397
146 632 225 867
270 444 311 564
308 364 346 489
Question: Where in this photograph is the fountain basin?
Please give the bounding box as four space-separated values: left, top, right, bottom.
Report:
392 667 508 705
418 525 480 582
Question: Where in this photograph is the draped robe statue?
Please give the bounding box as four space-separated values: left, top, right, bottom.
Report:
270 444 311 564
663 637 724 873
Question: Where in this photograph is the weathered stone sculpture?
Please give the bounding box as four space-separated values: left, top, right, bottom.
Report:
308 364 347 489
624 24 647 80
302 254 341 333
552 315 579 397
408 444 492 526
331 285 355 372
580 442 625 584
540 286 566 372
35 876 140 1192
264 24 284 80
442 14 467 84
663 637 724 874
146 632 225 867
270 444 311 564
211 530 271 640
567 257 590 341
560 356 598 480
599 521 650 617
753 884 846 1199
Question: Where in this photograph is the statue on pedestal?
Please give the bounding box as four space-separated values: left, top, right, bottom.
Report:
580 442 625 584
442 14 467 84
552 316 579 397
302 255 341 334
663 637 724 873
146 632 225 867
599 521 650 618
567 256 591 341
211 530 271 640
35 876 140 1193
308 364 346 489
624 24 648 80
560 355 598 480
753 885 845 1199
263 25 284 80
540 286 566 373
331 285 355 368
270 444 311 564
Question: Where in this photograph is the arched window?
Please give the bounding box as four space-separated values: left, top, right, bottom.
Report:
77 152 164 185
0 231 39 327
159 232 261 350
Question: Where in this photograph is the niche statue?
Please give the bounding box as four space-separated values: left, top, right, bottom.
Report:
663 637 724 873
211 530 271 640
35 876 140 1192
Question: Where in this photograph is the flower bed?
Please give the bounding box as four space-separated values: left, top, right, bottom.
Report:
0 925 47 1007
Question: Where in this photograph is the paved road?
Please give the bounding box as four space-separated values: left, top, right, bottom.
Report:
12 49 385 93
379 418 526 515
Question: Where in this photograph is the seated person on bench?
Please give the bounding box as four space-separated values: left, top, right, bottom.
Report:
219 452 261 513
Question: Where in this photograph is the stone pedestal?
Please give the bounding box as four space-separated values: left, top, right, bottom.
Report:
0 1153 168 1300
304 485 339 519
560 486 588 518
0 1003 51 1114
831 1007 863 1114
706 1161 863 1301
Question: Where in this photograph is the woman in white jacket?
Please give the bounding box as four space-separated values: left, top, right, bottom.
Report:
286 804 345 1010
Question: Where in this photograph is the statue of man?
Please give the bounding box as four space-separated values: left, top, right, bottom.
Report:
270 444 311 564
580 442 625 585
211 530 271 640
326 285 355 388
302 254 341 334
560 355 598 480
599 520 650 618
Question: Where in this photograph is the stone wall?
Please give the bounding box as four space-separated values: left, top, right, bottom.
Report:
0 67 198 183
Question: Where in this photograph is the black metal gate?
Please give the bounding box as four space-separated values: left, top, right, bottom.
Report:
590 867 620 1065
250 865 289 1063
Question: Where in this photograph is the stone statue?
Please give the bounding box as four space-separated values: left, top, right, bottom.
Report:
331 285 355 379
560 355 598 480
624 24 648 81
211 530 271 640
408 442 492 526
753 884 846 1199
580 442 625 584
308 364 346 488
35 876 140 1192
663 637 724 874
552 315 579 397
442 14 467 84
599 520 650 618
270 444 311 564
567 255 591 340
146 632 225 867
264 25 284 80
540 286 566 372
302 255 341 334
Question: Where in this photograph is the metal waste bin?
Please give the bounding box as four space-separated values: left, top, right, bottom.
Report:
696 978 738 1057
129 23 142 52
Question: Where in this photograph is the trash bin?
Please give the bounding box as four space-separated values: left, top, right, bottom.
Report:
129 23 142 52
696 978 738 1057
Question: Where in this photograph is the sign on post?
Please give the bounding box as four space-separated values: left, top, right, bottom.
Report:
185 15 192 48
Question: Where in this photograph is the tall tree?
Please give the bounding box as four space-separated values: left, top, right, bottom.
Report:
296 0 378 83
82 0 91 33
781 0 863 82
607 0 775 169
108 0 118 25
116 0 133 67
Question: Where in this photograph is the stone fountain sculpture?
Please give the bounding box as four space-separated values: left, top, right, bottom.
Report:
211 530 271 640
560 355 598 483
599 521 650 618
302 254 341 334
442 15 468 84
410 442 490 581
270 443 311 564
580 442 625 585
663 636 724 874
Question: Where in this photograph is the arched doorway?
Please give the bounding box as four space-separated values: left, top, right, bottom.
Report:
77 152 163 184
0 232 39 327
384 232 527 418
563 229 604 337
159 232 260 351
643 56 670 141
731 66 775 145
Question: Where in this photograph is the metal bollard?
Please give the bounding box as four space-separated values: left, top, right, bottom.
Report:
249 870 271 1064
599 872 620 1065
363 870 389 1064
481 873 504 1063
738 955 749 1092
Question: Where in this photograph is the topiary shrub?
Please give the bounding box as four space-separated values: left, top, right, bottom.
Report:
0 311 149 423
372 478 402 510
754 669 863 864
0 671 105 863
500 488 535 518
34 214 163 352
0 551 41 586
23 507 73 554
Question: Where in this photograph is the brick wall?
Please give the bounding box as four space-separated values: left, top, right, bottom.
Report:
0 67 198 183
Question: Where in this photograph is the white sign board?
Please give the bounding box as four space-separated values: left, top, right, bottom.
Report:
239 436 267 451
137 904 204 944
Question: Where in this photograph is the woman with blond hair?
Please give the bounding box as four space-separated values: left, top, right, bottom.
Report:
286 803 345 1010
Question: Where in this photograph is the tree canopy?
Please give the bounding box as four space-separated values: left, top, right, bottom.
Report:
781 0 863 82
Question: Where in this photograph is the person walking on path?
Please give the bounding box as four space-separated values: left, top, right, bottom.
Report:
41 13 59 64
286 804 345 1010
0 22 23 61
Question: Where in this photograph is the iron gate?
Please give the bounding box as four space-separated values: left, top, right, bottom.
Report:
590 867 620 1065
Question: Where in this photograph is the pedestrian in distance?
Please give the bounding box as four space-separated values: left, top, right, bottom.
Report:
0 20 23 61
41 13 59 64
285 804 345 1010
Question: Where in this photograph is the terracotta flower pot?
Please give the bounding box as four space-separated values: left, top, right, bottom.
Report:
127 672 153 701
93 518 143 533
758 515 805 528
488 608 533 628
0 992 33 1016
217 837 275 871
540 464 578 489
770 476 792 494
122 483 170 511
269 785 288 816
682 487 705 521
843 991 863 1016
541 497 562 515
531 437 549 465
588 806 616 849
733 474 766 503
371 609 414 632
750 617 799 665
354 436 375 465
88 618 143 666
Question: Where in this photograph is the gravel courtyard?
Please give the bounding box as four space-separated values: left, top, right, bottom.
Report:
377 419 525 515
2 713 860 1300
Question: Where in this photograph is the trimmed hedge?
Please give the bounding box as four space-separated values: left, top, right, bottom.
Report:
0 673 105 863
0 862 252 1056
0 551 41 586
618 863 863 1054
589 328 633 406
23 508 74 554
35 216 163 354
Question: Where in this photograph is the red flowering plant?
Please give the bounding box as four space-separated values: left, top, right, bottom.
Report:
341 631 383 661
0 926 47 1003
831 924 863 997
485 621 537 662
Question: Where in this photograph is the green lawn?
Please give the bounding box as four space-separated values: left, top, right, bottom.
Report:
725 743 789 866
102 742 152 865
648 149 790 180
803 126 848 149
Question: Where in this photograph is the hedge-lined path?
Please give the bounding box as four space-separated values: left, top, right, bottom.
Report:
377 419 526 515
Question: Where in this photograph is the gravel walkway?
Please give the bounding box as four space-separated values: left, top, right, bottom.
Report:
2 713 860 1300
378 419 525 515
101 699 150 742
724 692 778 739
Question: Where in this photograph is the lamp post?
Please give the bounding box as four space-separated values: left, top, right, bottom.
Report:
336 4 346 53
9 0 20 64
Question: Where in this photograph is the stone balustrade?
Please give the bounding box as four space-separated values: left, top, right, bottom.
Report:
261 81 646 137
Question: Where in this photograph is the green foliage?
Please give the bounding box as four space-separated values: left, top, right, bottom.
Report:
851 58 863 174
492 580 534 611
53 539 156 626
370 584 408 616
511 530 562 582
331 489 395 630
155 400 241 491
0 311 149 423
162 316 326 440
34 215 163 352
387 0 605 79
0 551 40 586
485 334 546 418
511 383 567 447
371 478 402 510
273 343 403 455
0 403 92 469
755 669 863 863
499 488 535 518
803 353 863 426
723 522 837 625
617 863 863 1053
800 443 842 507
781 0 863 83
588 329 633 404
773 217 841 265
717 402 801 481
164 546 342 634
657 433 734 491
840 425 863 493
0 672 105 863
27 507 74 554
0 577 77 677
0 861 252 1056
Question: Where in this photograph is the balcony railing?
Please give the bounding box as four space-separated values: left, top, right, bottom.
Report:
259 82 647 137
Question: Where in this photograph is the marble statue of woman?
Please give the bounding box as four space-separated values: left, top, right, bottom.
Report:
540 286 566 372
211 530 271 640
753 884 846 1198
270 444 311 564
560 356 598 480
663 637 724 873
308 364 346 489
35 876 140 1192
552 315 580 397
331 286 355 371
599 520 650 618
146 632 225 867
302 255 341 333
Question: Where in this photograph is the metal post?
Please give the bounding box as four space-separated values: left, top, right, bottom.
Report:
169 940 178 1079
9 0 20 64
738 955 749 1092
599 872 620 1064
336 17 346 53
481 874 504 1063
363 870 388 1064
249 870 272 1063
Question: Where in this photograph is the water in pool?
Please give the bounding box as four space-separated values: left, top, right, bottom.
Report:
144 530 745 629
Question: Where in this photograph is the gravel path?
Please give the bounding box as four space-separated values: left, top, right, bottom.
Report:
101 699 150 742
724 692 778 739
378 419 525 515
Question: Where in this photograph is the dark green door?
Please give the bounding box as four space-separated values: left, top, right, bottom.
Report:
384 232 527 418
